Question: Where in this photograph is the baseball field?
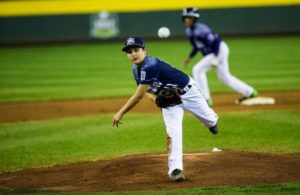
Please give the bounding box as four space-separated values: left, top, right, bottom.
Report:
0 36 300 194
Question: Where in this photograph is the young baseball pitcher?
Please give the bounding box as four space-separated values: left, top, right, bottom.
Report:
182 7 258 106
112 37 219 182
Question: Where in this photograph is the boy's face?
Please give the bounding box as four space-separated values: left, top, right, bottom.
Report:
126 47 147 65
184 17 195 27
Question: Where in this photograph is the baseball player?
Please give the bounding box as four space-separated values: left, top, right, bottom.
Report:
112 37 219 182
182 7 258 106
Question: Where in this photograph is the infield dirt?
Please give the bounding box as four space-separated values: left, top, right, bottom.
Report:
0 91 299 123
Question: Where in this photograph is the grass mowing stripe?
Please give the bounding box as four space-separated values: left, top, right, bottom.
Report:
0 36 300 102
0 110 299 173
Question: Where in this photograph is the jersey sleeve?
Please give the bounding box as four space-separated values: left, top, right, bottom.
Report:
139 64 160 84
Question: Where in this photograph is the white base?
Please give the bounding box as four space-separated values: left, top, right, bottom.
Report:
212 147 222 152
237 97 275 106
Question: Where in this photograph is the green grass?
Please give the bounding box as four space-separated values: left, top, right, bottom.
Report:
0 110 299 174
0 36 299 102
1 182 300 194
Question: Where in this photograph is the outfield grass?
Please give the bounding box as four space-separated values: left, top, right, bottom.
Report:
0 110 299 173
0 36 299 102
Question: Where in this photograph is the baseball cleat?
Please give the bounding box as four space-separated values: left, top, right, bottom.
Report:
206 99 213 107
235 89 258 104
251 89 258 97
170 169 185 182
209 124 218 134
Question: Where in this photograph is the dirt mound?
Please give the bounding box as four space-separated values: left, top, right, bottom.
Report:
0 91 300 123
0 152 299 192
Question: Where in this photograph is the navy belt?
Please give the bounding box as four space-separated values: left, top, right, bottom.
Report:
180 84 192 95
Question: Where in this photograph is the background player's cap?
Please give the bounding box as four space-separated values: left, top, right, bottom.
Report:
122 37 145 52
182 7 200 19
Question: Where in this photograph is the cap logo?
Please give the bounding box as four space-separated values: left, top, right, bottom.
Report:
127 38 135 45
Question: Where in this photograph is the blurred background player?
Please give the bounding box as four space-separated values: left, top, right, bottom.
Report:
182 7 258 106
112 37 218 182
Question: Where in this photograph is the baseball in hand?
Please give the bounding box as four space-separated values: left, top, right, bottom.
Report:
158 27 170 38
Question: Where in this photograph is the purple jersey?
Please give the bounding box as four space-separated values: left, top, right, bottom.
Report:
186 22 222 57
132 55 190 94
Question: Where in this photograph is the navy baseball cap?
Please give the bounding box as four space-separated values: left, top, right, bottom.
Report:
122 37 145 52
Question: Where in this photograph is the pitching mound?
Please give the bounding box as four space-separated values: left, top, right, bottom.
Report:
0 152 299 192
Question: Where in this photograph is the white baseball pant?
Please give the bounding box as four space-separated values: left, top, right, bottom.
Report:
192 41 254 100
162 78 218 176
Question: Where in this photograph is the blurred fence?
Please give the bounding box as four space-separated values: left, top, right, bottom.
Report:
0 5 300 44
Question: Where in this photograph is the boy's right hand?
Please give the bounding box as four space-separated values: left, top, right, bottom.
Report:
112 112 123 127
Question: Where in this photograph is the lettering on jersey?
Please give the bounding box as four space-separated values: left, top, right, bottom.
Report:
140 71 146 81
148 81 163 94
165 84 178 89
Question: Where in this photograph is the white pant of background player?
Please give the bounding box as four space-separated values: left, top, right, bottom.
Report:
162 78 218 176
192 41 254 100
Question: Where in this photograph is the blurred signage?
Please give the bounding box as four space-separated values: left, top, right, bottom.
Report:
90 12 119 39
